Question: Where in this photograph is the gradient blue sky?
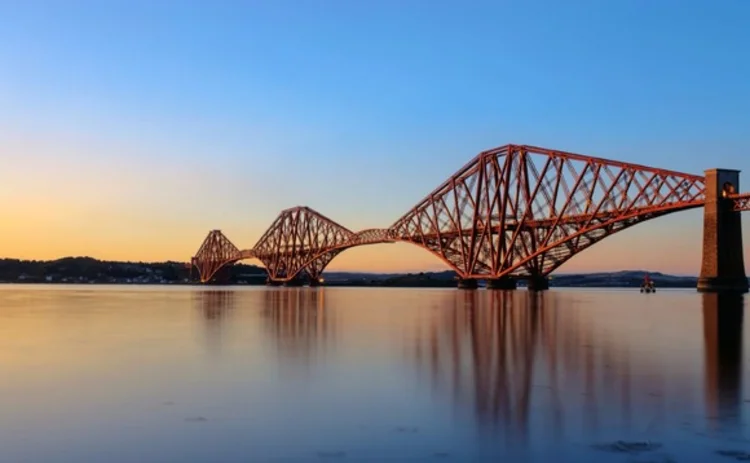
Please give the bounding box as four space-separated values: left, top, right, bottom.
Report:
1 0 749 274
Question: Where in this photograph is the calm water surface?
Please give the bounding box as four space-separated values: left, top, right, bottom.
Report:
0 285 748 462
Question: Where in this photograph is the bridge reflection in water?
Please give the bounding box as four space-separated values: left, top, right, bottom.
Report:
261 288 335 363
194 290 236 320
193 290 236 355
703 293 744 431
192 287 745 449
411 290 745 441
412 291 608 442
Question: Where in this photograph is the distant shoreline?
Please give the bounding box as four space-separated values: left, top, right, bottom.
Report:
0 256 714 288
0 280 699 289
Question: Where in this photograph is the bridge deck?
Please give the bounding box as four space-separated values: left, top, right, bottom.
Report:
235 204 708 261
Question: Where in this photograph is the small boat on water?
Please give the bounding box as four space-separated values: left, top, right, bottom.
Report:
640 273 656 293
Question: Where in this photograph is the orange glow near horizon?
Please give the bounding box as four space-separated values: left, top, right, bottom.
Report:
2 134 749 276
3 1 750 281
3 211 749 275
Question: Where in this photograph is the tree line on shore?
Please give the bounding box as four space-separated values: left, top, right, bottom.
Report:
0 257 704 288
0 257 265 284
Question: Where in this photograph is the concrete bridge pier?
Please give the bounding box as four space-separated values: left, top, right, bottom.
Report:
698 169 749 293
486 277 517 290
283 278 305 287
526 276 549 291
457 278 478 290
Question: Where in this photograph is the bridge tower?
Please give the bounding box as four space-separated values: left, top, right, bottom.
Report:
698 169 748 293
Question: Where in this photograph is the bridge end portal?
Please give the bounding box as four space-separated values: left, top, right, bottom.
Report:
698 169 749 293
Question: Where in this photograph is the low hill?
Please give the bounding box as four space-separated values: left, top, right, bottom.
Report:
323 269 701 288
0 257 717 288
0 257 264 284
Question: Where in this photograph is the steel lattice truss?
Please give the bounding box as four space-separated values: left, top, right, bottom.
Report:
192 230 241 282
389 145 706 278
190 143 740 283
251 207 355 281
351 228 395 245
191 214 394 283
733 193 750 212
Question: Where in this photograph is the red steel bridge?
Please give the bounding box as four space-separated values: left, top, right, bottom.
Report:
191 144 750 292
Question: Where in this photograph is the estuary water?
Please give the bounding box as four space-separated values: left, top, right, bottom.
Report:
0 285 748 463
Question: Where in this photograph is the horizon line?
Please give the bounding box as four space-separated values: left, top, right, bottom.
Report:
0 255 700 278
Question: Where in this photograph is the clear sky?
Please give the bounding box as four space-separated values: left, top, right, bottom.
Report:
1 0 749 275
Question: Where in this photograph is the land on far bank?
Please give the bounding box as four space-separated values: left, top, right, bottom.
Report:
0 257 708 288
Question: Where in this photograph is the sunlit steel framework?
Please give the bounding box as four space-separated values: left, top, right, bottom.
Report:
192 144 731 285
191 209 394 283
732 193 750 212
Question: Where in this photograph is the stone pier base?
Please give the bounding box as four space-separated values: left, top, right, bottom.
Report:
526 276 549 291
486 277 517 290
698 169 748 293
457 279 478 290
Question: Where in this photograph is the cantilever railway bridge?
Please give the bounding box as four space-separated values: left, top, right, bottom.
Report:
191 144 750 291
